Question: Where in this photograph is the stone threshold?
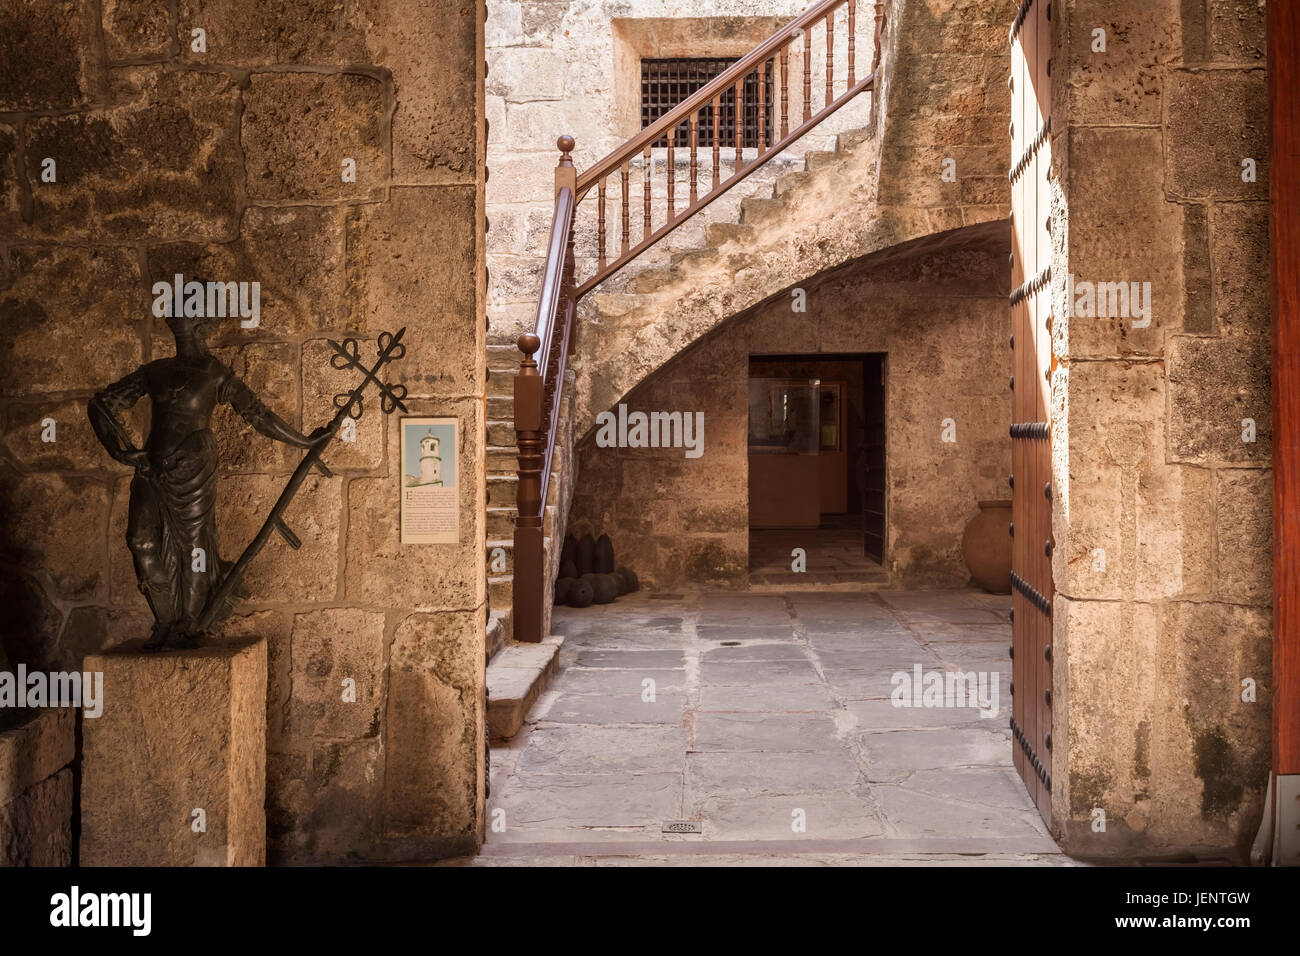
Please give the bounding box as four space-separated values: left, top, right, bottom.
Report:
476 836 1066 857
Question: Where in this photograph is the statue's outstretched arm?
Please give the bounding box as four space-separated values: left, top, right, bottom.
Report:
221 369 332 448
89 369 149 466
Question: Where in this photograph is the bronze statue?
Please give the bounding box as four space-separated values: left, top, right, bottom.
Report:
90 308 408 649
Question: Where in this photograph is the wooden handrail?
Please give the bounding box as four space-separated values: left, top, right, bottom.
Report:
576 0 861 197
511 1 884 642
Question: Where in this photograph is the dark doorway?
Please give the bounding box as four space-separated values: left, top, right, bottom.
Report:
746 353 888 586
861 353 887 563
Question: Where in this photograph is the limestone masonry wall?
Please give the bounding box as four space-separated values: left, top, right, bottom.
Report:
1050 0 1271 856
0 0 488 863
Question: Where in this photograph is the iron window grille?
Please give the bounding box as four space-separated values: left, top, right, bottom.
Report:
641 57 774 150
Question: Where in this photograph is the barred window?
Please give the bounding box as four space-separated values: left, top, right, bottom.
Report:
641 57 774 149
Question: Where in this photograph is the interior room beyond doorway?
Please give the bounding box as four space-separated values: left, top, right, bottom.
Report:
747 354 887 587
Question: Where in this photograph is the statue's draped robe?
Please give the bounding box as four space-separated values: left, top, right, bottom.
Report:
132 427 226 623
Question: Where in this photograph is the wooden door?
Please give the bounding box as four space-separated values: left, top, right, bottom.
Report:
861 354 886 564
1009 0 1053 825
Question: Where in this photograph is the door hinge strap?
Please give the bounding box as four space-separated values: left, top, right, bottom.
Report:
1008 116 1051 184
1011 716 1052 789
1010 265 1051 305
1011 570 1052 615
1010 421 1051 440
1009 0 1034 41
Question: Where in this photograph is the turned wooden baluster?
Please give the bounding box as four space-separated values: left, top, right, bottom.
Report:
642 144 651 239
667 124 676 220
802 30 812 122
780 47 790 138
733 76 743 170
620 162 630 255
826 10 835 108
848 0 857 86
757 60 767 154
711 95 722 190
874 0 884 70
597 178 607 271
689 111 699 204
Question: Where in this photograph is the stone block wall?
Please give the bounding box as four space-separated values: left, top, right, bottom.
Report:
0 708 75 866
0 0 487 863
567 225 1011 588
1049 0 1270 855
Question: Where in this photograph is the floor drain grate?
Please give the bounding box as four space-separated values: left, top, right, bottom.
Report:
720 641 742 646
662 820 703 834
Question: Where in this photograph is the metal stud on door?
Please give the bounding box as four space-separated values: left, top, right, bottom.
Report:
1008 0 1053 826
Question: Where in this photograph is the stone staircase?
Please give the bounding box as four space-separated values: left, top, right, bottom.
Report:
483 124 879 738
483 343 565 740
586 126 877 382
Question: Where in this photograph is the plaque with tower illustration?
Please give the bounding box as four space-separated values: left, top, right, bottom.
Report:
401 418 460 544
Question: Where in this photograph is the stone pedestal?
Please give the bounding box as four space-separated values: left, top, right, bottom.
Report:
80 636 267 867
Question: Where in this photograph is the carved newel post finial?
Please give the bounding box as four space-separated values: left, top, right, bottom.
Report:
557 135 575 165
517 332 541 364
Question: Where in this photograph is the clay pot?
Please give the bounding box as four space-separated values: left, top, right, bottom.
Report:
961 499 1012 594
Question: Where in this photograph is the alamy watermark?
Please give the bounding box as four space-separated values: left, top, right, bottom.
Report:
0 664 104 718
594 403 705 459
50 886 151 936
152 273 261 329
1065 273 1152 328
890 664 999 718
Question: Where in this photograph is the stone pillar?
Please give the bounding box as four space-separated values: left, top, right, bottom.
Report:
80 637 267 866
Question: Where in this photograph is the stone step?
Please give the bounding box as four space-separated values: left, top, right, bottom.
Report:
485 612 506 660
488 573 512 610
488 475 517 510
486 537 514 574
489 607 513 649
487 343 520 373
487 420 514 447
590 292 648 318
487 394 513 419
704 221 751 246
487 636 564 741
487 445 518 472
836 126 874 151
740 195 777 225
804 149 839 172
774 170 811 197
632 266 674 294
667 247 718 273
487 506 517 539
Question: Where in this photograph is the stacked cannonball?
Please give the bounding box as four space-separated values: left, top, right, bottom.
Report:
554 532 640 607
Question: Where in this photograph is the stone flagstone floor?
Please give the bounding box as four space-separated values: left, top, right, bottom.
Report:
449 589 1073 866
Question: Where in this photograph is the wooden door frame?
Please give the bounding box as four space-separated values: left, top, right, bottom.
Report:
1264 0 1300 866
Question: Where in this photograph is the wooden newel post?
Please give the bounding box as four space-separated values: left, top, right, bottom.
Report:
556 134 576 197
513 332 544 644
